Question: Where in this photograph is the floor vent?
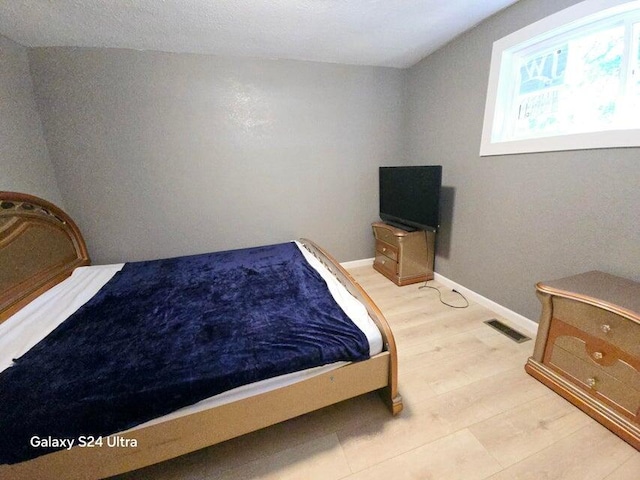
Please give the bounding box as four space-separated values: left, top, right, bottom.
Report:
484 319 531 343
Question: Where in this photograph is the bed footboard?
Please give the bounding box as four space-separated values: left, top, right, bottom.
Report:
299 238 403 415
0 353 392 480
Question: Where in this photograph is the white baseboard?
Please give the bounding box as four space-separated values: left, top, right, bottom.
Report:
433 272 538 338
341 258 538 338
340 257 374 269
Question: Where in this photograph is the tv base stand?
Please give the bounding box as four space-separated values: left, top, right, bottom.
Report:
372 222 435 286
382 220 418 232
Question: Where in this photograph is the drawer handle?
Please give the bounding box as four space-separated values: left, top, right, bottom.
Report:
586 377 597 388
592 351 603 360
382 247 386 252
600 324 611 334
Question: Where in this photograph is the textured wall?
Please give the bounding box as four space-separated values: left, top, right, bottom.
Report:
0 36 62 205
29 48 405 263
405 0 640 321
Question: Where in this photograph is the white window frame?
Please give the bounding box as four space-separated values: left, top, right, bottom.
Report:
480 0 640 156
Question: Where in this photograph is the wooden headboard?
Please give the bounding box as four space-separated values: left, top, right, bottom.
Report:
0 192 90 322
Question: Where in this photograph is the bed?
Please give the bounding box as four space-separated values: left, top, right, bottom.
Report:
0 191 402 479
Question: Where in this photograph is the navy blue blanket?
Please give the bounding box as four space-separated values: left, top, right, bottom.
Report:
0 242 370 464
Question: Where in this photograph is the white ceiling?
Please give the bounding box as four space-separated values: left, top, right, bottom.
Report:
0 0 519 68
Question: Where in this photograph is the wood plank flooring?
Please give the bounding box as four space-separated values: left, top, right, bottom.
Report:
115 265 638 479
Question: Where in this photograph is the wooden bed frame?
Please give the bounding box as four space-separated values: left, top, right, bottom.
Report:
0 191 402 480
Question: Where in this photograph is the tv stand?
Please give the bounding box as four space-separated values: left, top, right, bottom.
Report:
372 222 435 286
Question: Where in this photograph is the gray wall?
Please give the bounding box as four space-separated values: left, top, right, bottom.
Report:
0 36 63 205
29 48 405 264
405 0 640 321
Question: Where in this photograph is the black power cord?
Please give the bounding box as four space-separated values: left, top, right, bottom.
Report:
419 282 469 309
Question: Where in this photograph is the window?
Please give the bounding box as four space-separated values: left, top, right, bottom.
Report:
480 0 640 156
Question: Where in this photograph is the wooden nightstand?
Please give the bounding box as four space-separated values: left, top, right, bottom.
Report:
525 271 640 450
371 222 435 286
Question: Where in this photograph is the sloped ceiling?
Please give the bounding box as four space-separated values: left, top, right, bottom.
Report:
0 0 519 68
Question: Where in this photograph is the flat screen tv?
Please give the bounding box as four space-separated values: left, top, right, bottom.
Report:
379 165 442 232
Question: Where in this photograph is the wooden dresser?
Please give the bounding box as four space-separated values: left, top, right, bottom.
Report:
371 222 435 286
525 271 640 450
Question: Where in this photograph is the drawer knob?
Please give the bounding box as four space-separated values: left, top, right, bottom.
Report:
600 324 611 334
586 377 597 388
592 351 603 360
382 247 386 252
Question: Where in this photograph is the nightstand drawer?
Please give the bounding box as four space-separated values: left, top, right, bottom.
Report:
374 227 400 247
375 241 398 262
374 252 397 278
548 343 640 419
551 334 640 391
553 297 639 357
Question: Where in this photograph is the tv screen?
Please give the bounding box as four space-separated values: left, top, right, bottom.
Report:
379 165 442 232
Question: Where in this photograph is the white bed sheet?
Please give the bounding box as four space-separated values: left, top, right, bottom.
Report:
0 241 383 430
0 263 125 373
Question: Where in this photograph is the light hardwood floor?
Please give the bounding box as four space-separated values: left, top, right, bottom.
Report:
116 265 639 479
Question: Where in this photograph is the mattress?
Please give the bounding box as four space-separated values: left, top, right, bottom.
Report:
0 241 382 434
